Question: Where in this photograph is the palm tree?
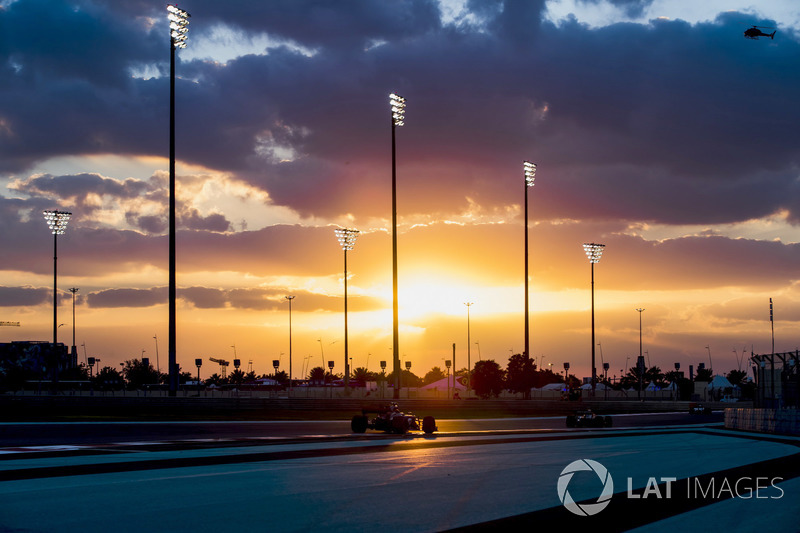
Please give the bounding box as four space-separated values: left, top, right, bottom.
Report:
228 368 246 386
351 367 374 385
620 365 665 390
308 366 326 385
423 366 446 385
205 373 223 387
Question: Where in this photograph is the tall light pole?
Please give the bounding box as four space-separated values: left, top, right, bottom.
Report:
285 295 295 390
69 287 79 366
770 297 774 354
43 210 71 347
389 92 405 399
167 4 189 397
465 301 473 396
153 335 160 375
636 308 645 373
523 161 536 365
583 242 605 395
335 228 359 390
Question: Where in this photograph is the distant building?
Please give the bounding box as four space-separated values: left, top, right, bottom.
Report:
0 341 72 384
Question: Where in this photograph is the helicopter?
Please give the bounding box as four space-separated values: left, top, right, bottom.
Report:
744 25 776 40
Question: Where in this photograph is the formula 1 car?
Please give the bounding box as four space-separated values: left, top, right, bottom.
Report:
351 403 437 434
566 409 612 428
688 403 712 414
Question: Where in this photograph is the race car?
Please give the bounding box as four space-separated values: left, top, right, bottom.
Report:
351 403 437 434
688 403 712 414
566 409 612 428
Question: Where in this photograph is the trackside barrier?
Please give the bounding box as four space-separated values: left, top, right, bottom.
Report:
725 407 800 436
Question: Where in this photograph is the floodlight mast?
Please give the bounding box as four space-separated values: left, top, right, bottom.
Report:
523 161 536 367
43 210 71 347
389 92 405 398
285 295 295 390
335 228 359 390
167 4 190 396
583 243 605 396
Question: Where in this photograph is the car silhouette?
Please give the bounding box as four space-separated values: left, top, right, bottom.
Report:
566 409 612 428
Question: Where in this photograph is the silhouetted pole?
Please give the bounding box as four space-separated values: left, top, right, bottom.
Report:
167 4 190 396
153 334 160 375
523 161 536 365
69 288 79 366
335 228 359 390
390 92 405 399
452 342 456 395
43 210 71 347
583 243 605 396
636 307 645 365
770 297 774 354
286 295 295 390
465 302 473 396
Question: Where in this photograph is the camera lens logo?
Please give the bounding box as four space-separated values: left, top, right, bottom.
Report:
557 459 614 516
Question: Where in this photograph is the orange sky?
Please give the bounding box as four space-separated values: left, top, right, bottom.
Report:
2 1 800 382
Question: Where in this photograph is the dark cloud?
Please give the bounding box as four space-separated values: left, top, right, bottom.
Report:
83 284 381 313
0 286 49 307
88 287 164 308
0 0 166 171
15 173 149 200
181 286 228 309
227 288 280 311
127 213 167 234
3 1 798 227
1 1 799 286
14 173 154 221
179 0 444 51
181 208 232 233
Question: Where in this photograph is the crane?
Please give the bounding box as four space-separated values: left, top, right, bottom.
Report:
209 357 230 378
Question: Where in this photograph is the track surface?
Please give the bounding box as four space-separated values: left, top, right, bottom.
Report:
0 411 721 446
2 412 798 532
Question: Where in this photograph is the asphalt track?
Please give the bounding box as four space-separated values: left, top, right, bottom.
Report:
0 411 720 446
1 412 798 532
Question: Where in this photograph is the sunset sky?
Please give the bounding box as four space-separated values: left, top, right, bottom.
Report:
1 0 799 381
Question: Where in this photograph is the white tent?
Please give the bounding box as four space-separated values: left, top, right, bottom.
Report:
644 381 659 391
707 374 734 391
421 376 467 391
579 382 610 390
538 382 567 391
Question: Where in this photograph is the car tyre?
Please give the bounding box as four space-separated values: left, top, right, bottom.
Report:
422 416 436 434
351 415 368 433
566 415 576 428
604 416 612 427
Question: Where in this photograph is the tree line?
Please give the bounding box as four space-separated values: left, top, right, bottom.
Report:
0 353 754 398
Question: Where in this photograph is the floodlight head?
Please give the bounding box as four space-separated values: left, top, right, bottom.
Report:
583 242 605 263
43 210 72 235
167 4 190 49
334 228 359 251
523 161 536 187
389 93 406 127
